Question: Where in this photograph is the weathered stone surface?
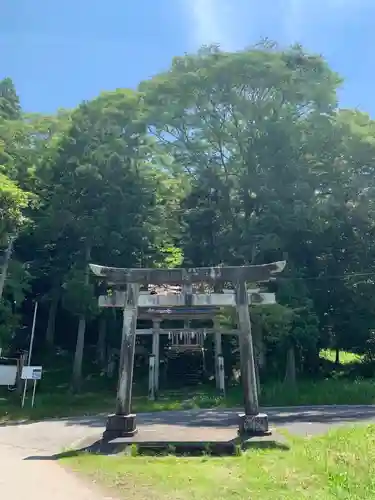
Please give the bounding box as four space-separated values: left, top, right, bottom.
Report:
103 413 137 440
89 261 286 285
238 412 269 435
99 292 276 308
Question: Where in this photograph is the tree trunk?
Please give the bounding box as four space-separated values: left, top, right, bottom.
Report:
335 346 340 365
0 236 14 301
97 313 107 368
71 315 86 393
304 344 320 375
254 357 261 396
106 349 116 378
71 244 91 393
284 345 297 386
16 352 27 395
45 287 60 347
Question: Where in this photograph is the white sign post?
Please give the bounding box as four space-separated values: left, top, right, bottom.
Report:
21 301 39 408
28 301 38 365
21 366 42 408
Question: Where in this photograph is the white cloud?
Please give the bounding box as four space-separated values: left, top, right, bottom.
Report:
190 0 221 45
180 0 373 52
182 0 238 50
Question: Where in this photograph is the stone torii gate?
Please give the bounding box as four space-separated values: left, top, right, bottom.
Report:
89 261 286 439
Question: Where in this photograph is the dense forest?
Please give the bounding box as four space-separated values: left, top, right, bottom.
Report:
2 42 375 392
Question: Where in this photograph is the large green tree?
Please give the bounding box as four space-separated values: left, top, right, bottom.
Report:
140 43 341 265
43 89 183 390
140 42 345 372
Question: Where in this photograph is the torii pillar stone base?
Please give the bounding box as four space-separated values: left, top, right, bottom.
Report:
103 413 137 441
238 413 270 436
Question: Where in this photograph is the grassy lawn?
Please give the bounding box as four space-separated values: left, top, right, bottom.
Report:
320 349 362 365
62 424 375 499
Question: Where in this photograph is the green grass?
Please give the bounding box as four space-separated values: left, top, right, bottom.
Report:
62 424 375 499
260 379 375 406
3 378 375 423
320 349 362 365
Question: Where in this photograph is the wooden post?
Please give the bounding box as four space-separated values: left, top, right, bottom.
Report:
213 319 222 390
253 329 263 397
284 344 297 386
96 313 107 369
117 283 140 415
148 355 155 400
152 319 161 395
235 280 269 435
104 283 140 439
16 352 27 395
183 283 193 306
218 354 225 397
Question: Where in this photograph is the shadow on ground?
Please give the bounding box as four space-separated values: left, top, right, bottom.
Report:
4 405 375 461
24 433 290 461
5 405 375 430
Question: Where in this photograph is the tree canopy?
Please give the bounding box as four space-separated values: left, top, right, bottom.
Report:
2 42 375 387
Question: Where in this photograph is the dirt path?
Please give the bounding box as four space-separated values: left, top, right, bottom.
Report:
0 419 111 499
0 442 113 499
1 405 375 498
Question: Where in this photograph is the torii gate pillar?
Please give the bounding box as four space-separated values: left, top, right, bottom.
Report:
103 283 140 439
235 280 267 434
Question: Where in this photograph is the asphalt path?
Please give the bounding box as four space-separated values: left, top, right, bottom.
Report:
2 404 375 455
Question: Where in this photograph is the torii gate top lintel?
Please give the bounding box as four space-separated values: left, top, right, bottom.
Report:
89 261 286 285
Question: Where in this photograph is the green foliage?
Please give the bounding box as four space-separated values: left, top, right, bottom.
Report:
0 259 31 348
3 40 375 387
141 43 341 266
0 173 33 238
62 269 98 318
0 78 21 120
129 444 139 457
252 304 294 345
5 259 31 304
0 301 20 348
155 246 184 269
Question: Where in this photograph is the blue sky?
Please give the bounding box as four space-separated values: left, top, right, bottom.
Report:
2 0 375 115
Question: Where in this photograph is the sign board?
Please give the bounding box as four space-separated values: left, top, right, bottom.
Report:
135 328 240 336
0 365 17 386
21 366 43 381
144 306 218 315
